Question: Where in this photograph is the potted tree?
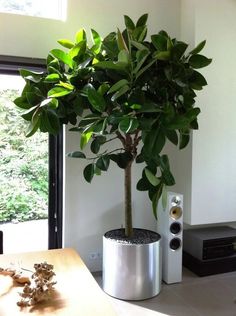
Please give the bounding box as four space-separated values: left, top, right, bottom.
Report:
14 14 211 300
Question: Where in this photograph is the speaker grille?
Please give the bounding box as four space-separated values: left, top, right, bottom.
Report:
170 222 182 235
169 238 181 250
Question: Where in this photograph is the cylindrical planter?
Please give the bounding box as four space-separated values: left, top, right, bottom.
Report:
103 228 162 300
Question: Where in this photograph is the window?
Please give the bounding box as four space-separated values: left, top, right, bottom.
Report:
0 0 67 21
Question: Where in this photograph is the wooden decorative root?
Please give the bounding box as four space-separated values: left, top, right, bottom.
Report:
0 262 56 307
17 262 57 307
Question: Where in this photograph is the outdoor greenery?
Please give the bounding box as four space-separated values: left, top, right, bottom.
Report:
15 14 211 237
0 87 48 223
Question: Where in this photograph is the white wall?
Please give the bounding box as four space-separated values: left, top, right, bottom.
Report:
172 0 236 226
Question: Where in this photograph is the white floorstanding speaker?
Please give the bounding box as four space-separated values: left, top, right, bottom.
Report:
157 192 183 284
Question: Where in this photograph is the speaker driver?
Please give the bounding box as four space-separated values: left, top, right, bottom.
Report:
170 222 181 235
170 206 182 220
169 238 181 250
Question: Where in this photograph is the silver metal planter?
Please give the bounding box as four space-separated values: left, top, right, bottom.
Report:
103 228 162 300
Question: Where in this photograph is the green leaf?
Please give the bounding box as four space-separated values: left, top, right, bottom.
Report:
69 41 86 60
87 86 106 113
144 128 166 156
110 152 133 169
98 83 110 96
96 155 110 171
190 71 208 90
119 117 139 133
189 54 212 69
136 177 150 191
124 15 135 30
179 131 190 149
91 29 102 54
118 49 130 64
48 87 72 98
166 130 178 146
117 28 128 52
58 81 74 90
83 164 95 183
152 184 163 219
50 49 73 68
111 84 130 102
108 79 129 94
26 111 41 137
57 38 74 49
94 61 128 72
80 131 93 149
153 51 171 60
162 185 167 209
75 28 87 43
45 110 60 135
40 98 58 109
189 40 206 55
136 13 148 27
172 42 188 60
19 69 44 83
91 138 101 154
14 96 31 109
151 34 167 51
44 73 60 82
67 151 86 158
145 168 160 187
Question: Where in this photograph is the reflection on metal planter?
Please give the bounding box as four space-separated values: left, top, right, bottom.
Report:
103 229 162 300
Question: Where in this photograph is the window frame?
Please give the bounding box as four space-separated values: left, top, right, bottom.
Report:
0 55 63 249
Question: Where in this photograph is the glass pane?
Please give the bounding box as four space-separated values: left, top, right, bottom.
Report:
0 0 66 21
0 74 48 253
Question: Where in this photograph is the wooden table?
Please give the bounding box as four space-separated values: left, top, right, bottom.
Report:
0 248 117 316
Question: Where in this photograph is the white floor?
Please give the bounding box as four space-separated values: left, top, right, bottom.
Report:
95 268 236 316
0 219 48 254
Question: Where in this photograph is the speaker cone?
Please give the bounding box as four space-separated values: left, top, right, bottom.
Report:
170 222 181 235
169 238 181 250
170 206 182 220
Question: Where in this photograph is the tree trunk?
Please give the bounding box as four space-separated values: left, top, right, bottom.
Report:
124 162 133 237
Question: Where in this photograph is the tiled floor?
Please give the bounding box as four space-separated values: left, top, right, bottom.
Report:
94 268 236 316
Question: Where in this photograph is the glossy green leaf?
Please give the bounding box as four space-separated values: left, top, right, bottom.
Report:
161 185 167 209
83 164 95 183
58 81 74 90
91 29 102 54
136 13 148 27
69 41 86 60
75 28 87 43
67 151 86 158
153 51 171 60
117 28 128 52
57 39 74 49
40 98 58 109
145 168 160 187
48 87 72 98
189 54 212 69
151 34 167 51
118 49 130 64
50 49 73 68
172 42 188 60
87 86 106 113
152 184 163 219
124 15 135 30
119 117 139 133
14 96 31 109
166 129 178 146
80 131 93 149
26 110 41 137
108 79 129 94
94 60 128 72
19 69 44 83
189 40 206 55
179 131 190 149
45 110 60 135
96 155 110 171
111 84 130 102
44 73 60 82
91 138 101 154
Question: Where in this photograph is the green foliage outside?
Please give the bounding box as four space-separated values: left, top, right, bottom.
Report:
0 87 48 223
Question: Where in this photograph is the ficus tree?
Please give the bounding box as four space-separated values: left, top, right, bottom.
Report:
14 14 211 238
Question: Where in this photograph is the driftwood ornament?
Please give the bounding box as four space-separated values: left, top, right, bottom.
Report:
0 262 56 306
17 262 56 307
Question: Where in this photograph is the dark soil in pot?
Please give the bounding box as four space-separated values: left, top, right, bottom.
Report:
104 228 161 244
